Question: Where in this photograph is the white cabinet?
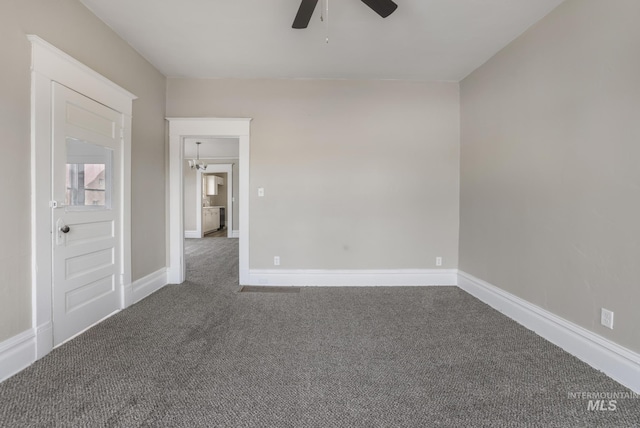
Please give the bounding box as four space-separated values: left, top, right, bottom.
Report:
211 208 220 231
202 207 220 234
205 175 217 195
206 175 224 196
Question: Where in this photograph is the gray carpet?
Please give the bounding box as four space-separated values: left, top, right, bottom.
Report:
1 237 639 427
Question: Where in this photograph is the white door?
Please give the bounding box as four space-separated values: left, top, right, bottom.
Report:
51 82 123 345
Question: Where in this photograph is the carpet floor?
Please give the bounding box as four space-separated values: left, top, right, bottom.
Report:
1 237 639 427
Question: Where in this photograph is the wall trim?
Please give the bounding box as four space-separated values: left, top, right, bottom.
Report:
28 36 136 114
185 230 200 239
35 321 53 360
457 271 640 394
231 230 240 238
29 35 136 360
5 267 638 394
248 269 458 287
166 118 251 285
0 329 36 382
2 283 174 382
131 268 168 305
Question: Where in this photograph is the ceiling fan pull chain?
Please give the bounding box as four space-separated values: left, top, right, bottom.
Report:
325 0 329 43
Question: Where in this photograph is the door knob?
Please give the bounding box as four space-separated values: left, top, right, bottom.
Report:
60 225 70 233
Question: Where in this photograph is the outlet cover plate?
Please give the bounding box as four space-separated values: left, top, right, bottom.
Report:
601 308 614 329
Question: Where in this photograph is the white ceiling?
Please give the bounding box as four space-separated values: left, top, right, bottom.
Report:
80 0 564 82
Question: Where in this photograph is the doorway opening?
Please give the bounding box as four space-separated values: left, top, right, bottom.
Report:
199 168 232 237
184 139 237 239
183 139 237 280
167 118 251 285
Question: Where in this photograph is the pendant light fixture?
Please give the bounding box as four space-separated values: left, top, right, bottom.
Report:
188 141 207 170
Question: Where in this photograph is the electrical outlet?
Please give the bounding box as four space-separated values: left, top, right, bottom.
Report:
435 257 442 267
601 308 614 329
273 256 280 266
258 187 265 197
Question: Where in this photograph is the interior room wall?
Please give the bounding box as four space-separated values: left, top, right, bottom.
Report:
0 0 166 343
459 0 640 353
167 78 460 270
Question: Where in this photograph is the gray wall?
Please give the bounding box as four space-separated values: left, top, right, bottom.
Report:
0 0 166 342
459 0 640 353
167 79 460 270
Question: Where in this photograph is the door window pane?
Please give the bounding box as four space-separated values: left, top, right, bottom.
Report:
66 163 106 206
66 139 112 209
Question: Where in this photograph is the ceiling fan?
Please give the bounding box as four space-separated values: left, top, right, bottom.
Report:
292 0 398 29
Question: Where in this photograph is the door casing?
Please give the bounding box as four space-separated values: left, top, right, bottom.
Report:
29 36 136 359
167 118 251 285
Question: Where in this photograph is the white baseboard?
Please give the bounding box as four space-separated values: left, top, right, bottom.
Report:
185 230 201 239
131 268 168 304
6 265 636 396
457 270 640 394
0 329 36 382
35 321 53 359
123 281 133 308
0 266 167 383
231 230 239 238
248 269 458 287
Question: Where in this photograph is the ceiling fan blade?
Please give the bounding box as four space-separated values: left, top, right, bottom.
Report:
360 0 398 18
292 0 319 29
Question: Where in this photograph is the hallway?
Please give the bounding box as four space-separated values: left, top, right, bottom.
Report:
185 234 239 286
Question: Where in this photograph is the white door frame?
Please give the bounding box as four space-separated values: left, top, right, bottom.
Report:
167 118 251 285
29 36 136 359
196 164 234 238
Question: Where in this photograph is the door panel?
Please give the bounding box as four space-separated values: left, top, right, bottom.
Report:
65 276 115 313
52 82 122 345
65 102 116 138
65 248 114 279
